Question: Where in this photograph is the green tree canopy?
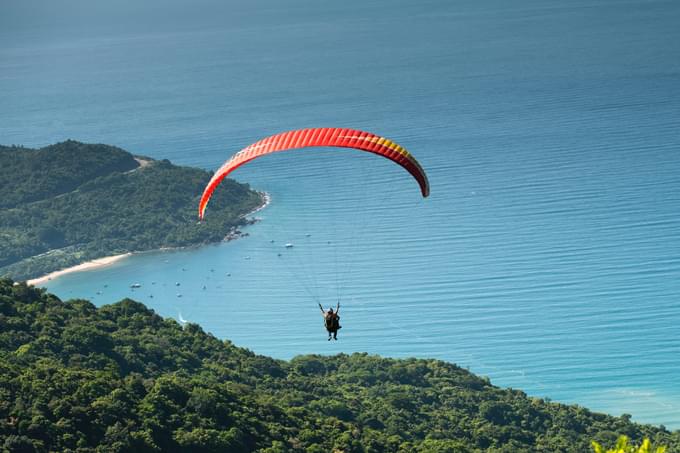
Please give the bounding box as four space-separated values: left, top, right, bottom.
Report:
1 279 678 452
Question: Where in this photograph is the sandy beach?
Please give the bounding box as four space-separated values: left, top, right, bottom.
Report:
26 191 271 287
27 253 132 287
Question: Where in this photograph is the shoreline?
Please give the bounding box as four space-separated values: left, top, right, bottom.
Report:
252 191 271 215
26 253 132 286
26 191 271 287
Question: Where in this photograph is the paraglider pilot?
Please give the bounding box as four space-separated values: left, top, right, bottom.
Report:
319 302 341 341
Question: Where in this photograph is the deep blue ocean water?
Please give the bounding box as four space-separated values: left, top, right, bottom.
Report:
2 0 680 427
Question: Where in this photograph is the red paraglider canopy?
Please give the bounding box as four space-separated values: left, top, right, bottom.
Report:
199 127 429 219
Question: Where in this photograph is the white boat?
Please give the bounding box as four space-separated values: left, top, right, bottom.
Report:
285 243 294 248
130 283 141 288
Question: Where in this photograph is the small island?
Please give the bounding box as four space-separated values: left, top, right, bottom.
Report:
0 279 677 452
0 141 264 282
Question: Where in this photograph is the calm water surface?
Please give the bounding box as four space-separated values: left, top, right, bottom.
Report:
2 0 679 427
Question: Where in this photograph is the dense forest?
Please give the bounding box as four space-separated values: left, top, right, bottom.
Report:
0 279 676 452
0 141 263 280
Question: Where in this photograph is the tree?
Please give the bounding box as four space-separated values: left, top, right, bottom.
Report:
592 436 666 453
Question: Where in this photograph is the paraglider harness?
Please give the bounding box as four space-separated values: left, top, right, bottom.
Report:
320 303 341 333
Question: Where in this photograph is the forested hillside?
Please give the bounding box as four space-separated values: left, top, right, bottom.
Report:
0 141 263 280
0 280 677 452
0 142 138 209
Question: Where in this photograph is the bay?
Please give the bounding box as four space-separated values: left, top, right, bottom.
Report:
1 0 679 427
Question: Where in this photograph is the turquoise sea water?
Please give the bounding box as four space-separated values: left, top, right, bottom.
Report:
2 0 680 427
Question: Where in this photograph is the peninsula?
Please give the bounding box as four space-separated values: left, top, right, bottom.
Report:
0 141 264 281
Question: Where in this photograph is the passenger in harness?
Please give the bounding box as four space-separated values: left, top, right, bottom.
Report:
319 302 341 341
